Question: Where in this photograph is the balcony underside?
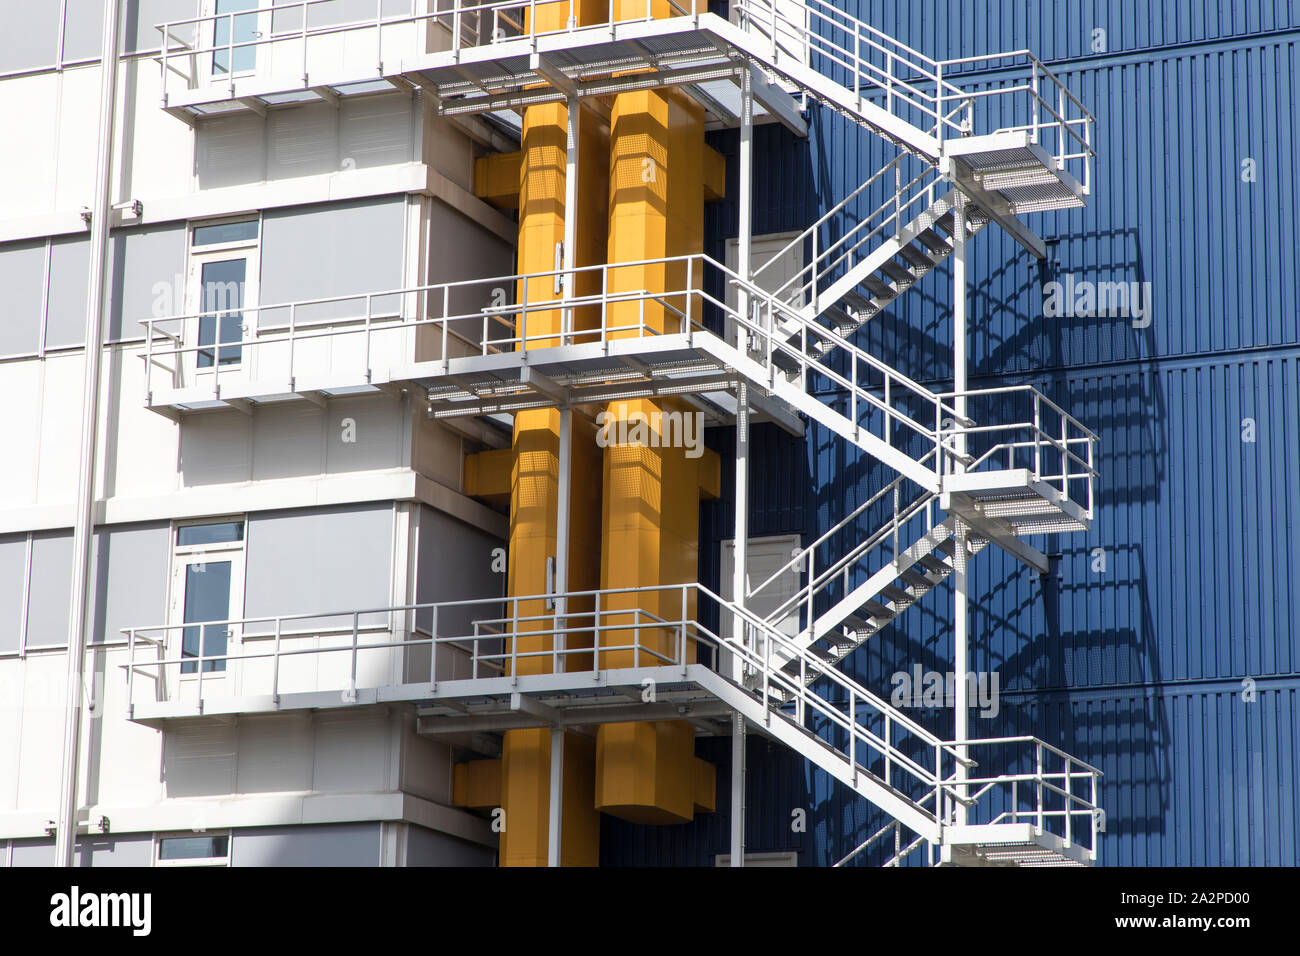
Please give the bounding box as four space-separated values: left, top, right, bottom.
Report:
146 331 807 436
162 14 807 135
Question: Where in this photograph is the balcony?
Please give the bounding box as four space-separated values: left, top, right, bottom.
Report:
120 582 1102 864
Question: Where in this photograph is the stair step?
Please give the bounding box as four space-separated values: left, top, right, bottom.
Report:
880 584 914 606
861 599 893 620
898 242 940 271
878 259 915 286
916 553 953 574
898 568 935 590
861 275 897 300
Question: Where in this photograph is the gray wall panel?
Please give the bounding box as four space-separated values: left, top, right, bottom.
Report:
45 235 91 350
244 503 393 631
0 241 47 357
0 535 25 654
75 835 154 867
25 531 73 649
107 223 187 342
89 523 171 645
259 197 405 325
9 839 55 867
62 0 105 61
415 506 502 636
405 825 495 867
122 0 197 54
0 4 61 74
230 823 380 866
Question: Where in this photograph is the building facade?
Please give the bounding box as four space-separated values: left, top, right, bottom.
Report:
0 0 1294 867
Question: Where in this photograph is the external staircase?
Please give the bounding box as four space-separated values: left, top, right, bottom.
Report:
132 0 1103 866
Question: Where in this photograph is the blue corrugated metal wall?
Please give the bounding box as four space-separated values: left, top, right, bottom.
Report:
600 1 1300 866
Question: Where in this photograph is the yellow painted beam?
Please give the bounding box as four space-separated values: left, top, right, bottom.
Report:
464 447 513 504
693 755 717 813
473 151 522 210
452 758 502 810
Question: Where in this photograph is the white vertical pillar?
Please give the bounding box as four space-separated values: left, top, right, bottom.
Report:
951 190 969 826
56 0 122 869
562 93 579 339
736 69 753 352
547 727 565 867
731 712 746 867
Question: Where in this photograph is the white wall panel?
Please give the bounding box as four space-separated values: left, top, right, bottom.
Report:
36 352 87 505
88 522 170 644
0 73 59 216
162 717 237 798
234 713 314 794
14 653 67 809
323 394 405 475
311 711 391 793
0 363 41 505
51 63 100 212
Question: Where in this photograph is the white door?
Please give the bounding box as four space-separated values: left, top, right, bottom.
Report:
725 232 806 348
169 549 245 693
202 0 270 84
185 244 259 389
720 535 804 642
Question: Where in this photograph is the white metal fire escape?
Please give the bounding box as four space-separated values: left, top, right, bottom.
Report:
124 0 1104 867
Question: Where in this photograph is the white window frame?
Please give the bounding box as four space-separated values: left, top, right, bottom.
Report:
154 831 232 867
169 518 248 683
185 216 262 383
201 0 271 84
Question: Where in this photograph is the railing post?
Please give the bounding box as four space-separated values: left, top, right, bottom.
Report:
126 628 136 711
1035 741 1045 833
934 61 943 145
350 611 359 700
272 616 282 705
364 293 373 382
1064 756 1073 845
1033 391 1041 477
430 605 438 685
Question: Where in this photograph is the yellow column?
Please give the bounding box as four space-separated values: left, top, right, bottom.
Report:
595 79 711 824
497 0 611 867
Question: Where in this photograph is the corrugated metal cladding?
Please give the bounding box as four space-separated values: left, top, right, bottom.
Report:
610 3 1300 866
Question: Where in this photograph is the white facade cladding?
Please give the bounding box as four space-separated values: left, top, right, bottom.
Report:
0 0 512 866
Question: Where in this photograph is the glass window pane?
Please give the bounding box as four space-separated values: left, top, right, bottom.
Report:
159 835 229 860
197 258 246 368
212 0 259 75
181 561 232 674
192 220 259 247
177 522 245 547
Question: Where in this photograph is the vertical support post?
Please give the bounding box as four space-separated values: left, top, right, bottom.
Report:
951 189 969 828
554 405 572 669
562 93 579 341
732 381 749 680
547 726 564 867
730 712 745 867
736 69 753 351
56 0 122 869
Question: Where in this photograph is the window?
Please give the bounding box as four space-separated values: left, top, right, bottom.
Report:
187 217 260 374
210 0 261 76
171 520 246 676
156 833 231 867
